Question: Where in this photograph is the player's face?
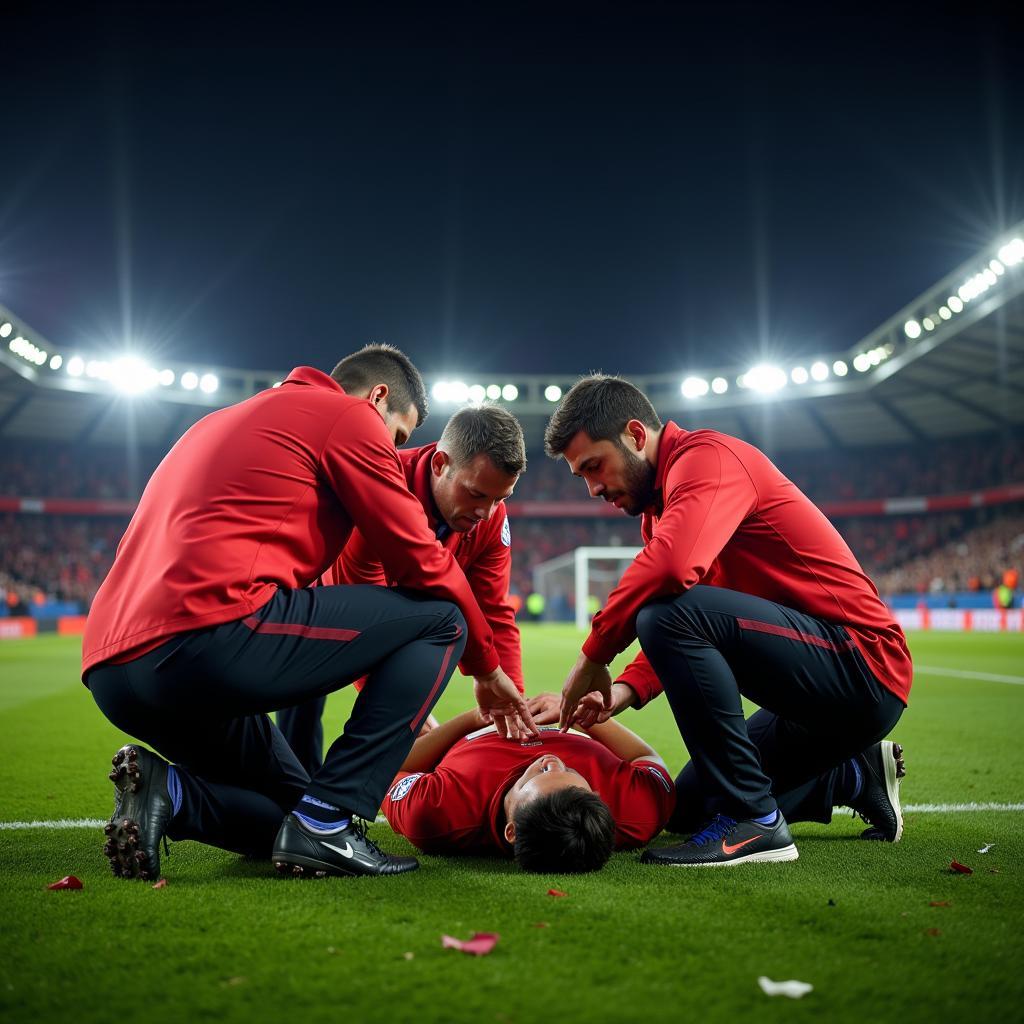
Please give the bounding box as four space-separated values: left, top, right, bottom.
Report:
506 753 593 814
562 431 656 517
432 452 519 533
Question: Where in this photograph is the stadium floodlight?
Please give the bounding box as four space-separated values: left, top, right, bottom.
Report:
853 353 871 372
947 295 963 313
938 305 951 320
0 322 11 338
810 361 829 382
790 366 809 385
743 364 786 393
486 384 501 400
997 237 1023 266
501 384 518 401
468 383 486 405
680 376 709 399
922 317 935 331
66 355 85 377
158 368 175 386
833 360 848 376
544 384 562 402
711 376 728 394
431 381 450 402
990 259 1005 276
111 356 158 395
49 354 63 370
10 336 45 364
199 373 219 394
904 319 922 339
181 371 199 390
86 359 111 380
447 380 468 403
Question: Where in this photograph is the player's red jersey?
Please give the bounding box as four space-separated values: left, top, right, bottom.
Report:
324 443 523 689
588 422 912 705
382 726 675 854
82 367 499 677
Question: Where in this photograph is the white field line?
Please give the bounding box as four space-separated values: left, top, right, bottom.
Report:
916 665 1024 686
1 806 1022 831
0 814 394 830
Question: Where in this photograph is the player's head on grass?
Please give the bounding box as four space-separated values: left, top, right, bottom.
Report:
331 344 428 445
502 752 615 873
544 374 662 517
431 405 527 533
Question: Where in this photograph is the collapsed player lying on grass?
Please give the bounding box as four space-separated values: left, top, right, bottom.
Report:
381 692 675 873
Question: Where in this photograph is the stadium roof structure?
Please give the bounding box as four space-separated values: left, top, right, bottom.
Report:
2 225 1023 453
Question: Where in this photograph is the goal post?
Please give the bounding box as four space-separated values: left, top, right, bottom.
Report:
532 545 641 629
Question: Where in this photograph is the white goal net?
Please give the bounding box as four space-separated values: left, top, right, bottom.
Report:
532 546 641 630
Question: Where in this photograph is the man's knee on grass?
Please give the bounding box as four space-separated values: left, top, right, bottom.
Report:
510 787 615 873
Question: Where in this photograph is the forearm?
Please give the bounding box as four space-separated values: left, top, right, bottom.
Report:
399 709 486 772
583 711 665 768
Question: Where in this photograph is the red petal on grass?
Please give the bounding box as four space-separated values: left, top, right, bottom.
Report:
47 875 83 890
949 860 973 875
547 888 568 898
532 922 550 928
929 900 951 907
152 879 168 889
441 932 499 956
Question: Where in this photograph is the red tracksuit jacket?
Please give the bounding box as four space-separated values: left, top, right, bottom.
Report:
325 442 523 689
585 422 913 705
82 367 499 677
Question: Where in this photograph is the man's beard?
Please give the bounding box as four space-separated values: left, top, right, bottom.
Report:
618 448 657 516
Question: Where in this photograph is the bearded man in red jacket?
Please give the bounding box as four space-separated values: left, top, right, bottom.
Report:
546 375 911 868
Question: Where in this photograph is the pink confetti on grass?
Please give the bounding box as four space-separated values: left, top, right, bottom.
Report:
152 879 168 889
441 932 499 956
47 875 83 891
547 888 568 898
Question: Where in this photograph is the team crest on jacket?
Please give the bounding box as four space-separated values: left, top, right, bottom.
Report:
389 773 423 801
501 517 511 547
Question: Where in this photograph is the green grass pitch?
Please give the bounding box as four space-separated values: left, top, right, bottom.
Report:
1 627 1022 1024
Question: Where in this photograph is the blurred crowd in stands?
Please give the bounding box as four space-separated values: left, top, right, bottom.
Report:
2 432 1022 614
873 513 1024 598
0 445 159 501
1 513 127 615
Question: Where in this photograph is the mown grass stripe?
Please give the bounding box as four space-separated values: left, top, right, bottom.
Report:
916 665 1024 685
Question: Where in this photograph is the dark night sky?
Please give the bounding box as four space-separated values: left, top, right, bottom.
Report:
2 2 1022 379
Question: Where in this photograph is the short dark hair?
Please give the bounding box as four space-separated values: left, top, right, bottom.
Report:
438 404 527 476
512 787 615 873
330 344 428 427
544 374 662 457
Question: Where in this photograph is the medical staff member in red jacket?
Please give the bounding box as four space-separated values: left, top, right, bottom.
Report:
546 375 911 868
278 403 528 774
84 345 534 883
